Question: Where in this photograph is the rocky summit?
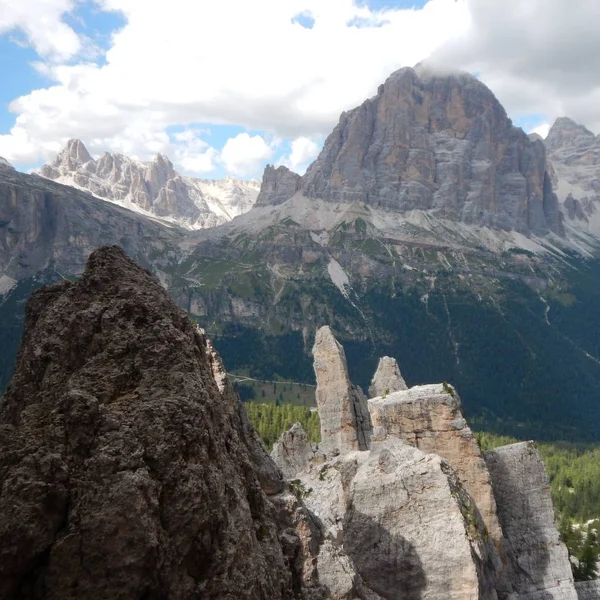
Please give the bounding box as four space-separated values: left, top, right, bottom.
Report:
272 325 582 599
40 139 260 230
544 117 600 234
0 246 307 600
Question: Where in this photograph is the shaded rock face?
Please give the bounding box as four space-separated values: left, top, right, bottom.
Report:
0 246 301 600
312 326 372 455
260 66 563 236
545 117 600 223
40 139 260 229
485 442 578 600
368 356 408 398
368 384 503 547
0 167 182 284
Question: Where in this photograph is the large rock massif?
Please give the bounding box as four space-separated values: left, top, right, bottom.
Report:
40 139 260 229
261 65 563 237
272 326 582 600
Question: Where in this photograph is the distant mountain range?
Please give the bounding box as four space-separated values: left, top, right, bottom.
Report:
2 64 600 442
39 139 260 229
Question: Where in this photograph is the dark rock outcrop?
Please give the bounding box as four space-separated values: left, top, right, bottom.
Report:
255 165 302 206
259 65 563 236
0 246 302 599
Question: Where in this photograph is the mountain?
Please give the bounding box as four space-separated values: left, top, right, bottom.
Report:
3 66 600 443
544 117 600 239
40 139 260 229
259 65 563 237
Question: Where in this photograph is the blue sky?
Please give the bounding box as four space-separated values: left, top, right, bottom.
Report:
1 0 583 179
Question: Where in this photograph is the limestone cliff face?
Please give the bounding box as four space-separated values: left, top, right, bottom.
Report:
368 356 408 398
255 165 302 206
0 246 304 599
261 66 563 236
40 139 260 229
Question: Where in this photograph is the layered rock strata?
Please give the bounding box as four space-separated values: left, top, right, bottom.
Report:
0 246 304 599
485 442 578 600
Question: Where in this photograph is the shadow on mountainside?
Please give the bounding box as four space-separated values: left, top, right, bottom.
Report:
344 510 427 600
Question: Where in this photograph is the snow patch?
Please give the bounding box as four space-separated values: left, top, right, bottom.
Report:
0 274 16 294
328 258 350 297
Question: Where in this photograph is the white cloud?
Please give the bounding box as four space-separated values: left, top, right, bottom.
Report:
280 137 321 174
0 0 81 61
220 133 274 177
432 0 600 134
530 123 551 139
0 0 470 171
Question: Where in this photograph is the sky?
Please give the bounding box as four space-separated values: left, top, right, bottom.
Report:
1 0 599 179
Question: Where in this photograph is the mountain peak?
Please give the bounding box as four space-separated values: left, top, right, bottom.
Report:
545 117 597 154
0 157 14 172
59 139 93 165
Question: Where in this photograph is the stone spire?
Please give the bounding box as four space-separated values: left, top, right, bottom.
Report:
312 326 371 455
368 356 408 398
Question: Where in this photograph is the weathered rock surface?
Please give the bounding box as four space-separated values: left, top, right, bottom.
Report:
0 246 303 600
575 580 600 600
313 326 372 455
368 356 408 398
261 65 563 236
485 442 578 600
368 383 504 546
294 438 503 600
40 139 260 229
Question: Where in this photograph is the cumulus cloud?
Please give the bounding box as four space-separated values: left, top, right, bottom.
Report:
0 0 470 171
4 0 600 177
220 133 274 176
279 137 321 174
0 0 81 61
432 0 600 133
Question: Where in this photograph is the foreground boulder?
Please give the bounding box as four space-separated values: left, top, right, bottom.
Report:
0 246 300 599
